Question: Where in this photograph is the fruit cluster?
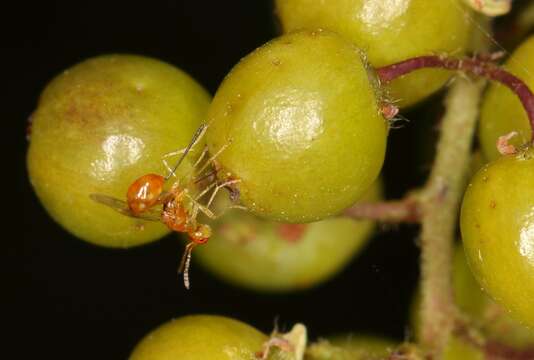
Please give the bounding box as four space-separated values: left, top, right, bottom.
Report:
26 1 534 359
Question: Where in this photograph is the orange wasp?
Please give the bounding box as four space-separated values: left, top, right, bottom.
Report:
90 124 241 288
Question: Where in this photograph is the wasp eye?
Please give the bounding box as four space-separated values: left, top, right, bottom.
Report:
190 224 211 244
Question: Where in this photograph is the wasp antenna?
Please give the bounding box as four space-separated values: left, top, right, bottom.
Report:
165 123 208 181
179 242 196 289
182 252 191 290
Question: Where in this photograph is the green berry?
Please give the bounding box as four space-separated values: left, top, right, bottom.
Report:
129 315 267 360
479 35 534 161
196 181 381 291
206 30 388 223
453 246 534 349
275 0 473 107
410 244 534 353
460 147 534 328
27 55 210 248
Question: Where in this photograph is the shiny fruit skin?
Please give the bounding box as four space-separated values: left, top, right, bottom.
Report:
409 245 534 354
27 54 210 248
479 35 534 161
129 315 267 360
453 245 534 349
206 30 388 223
460 147 534 328
275 0 473 108
196 181 381 291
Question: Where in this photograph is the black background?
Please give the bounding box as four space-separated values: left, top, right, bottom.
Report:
9 1 529 359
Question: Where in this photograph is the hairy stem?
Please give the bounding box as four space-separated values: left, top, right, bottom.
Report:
376 55 534 140
343 197 420 223
418 78 485 357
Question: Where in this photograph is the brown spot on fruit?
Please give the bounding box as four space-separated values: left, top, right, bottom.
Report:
277 224 307 243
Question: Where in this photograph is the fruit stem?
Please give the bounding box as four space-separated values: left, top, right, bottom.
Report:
343 196 420 223
376 55 534 141
417 77 485 357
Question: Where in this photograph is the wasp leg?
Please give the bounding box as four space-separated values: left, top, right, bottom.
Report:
162 148 188 179
185 193 216 219
195 141 230 175
192 146 209 169
211 204 248 219
206 179 242 208
188 200 200 228
193 180 217 201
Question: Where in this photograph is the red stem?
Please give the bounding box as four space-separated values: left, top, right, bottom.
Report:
376 55 534 141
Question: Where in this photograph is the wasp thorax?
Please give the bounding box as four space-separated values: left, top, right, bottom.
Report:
127 174 165 214
162 200 189 232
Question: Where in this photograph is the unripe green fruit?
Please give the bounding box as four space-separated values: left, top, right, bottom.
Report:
275 0 473 108
453 246 534 349
129 315 267 360
461 147 534 328
27 55 210 248
479 35 534 161
206 30 388 223
196 181 381 292
411 244 534 354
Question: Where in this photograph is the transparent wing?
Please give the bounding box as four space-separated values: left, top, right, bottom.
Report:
89 193 162 222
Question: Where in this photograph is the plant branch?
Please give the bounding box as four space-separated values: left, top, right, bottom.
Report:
376 55 534 141
343 196 421 223
417 77 486 357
